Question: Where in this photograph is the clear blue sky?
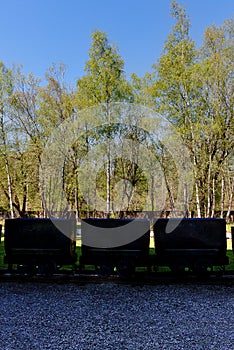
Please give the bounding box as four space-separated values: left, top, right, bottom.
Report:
0 0 233 85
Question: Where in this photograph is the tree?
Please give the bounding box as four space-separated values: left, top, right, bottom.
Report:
75 31 131 217
195 19 234 217
0 64 41 217
149 0 198 216
39 63 75 133
130 72 155 107
0 62 14 217
149 1 233 218
9 67 45 215
76 30 129 107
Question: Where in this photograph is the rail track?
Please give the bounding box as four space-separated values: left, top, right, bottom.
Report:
0 269 233 286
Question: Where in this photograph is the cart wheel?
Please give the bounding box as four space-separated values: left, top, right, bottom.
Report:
96 264 114 278
193 259 210 275
116 259 135 279
17 264 37 276
38 260 57 276
170 260 187 274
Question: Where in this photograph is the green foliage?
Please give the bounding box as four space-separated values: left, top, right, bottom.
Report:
39 63 75 132
0 3 233 219
76 30 131 107
146 1 234 217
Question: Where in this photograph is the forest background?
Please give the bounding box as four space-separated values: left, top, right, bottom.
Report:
0 1 233 221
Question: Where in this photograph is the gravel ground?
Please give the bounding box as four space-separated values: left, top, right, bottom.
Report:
0 282 233 350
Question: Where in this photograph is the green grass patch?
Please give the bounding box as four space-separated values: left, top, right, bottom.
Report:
226 250 234 270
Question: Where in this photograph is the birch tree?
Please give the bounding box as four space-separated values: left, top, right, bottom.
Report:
149 0 199 215
75 30 130 217
0 62 14 217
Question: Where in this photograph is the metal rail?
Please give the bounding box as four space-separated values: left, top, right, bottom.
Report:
0 270 233 286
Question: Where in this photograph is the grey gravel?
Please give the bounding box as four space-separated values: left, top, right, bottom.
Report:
0 282 233 350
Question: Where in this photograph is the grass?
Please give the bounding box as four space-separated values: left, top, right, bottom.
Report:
226 250 234 270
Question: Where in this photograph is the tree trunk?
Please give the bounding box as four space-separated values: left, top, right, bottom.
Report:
184 182 188 217
206 157 211 217
226 176 234 222
75 179 79 221
195 180 201 218
211 178 216 218
220 175 225 218
192 151 201 217
5 159 14 218
0 114 14 218
151 175 155 212
106 102 111 218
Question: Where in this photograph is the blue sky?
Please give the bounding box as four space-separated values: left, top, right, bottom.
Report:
0 0 233 85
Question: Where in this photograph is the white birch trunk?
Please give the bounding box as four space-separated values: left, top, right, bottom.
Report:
0 115 14 218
